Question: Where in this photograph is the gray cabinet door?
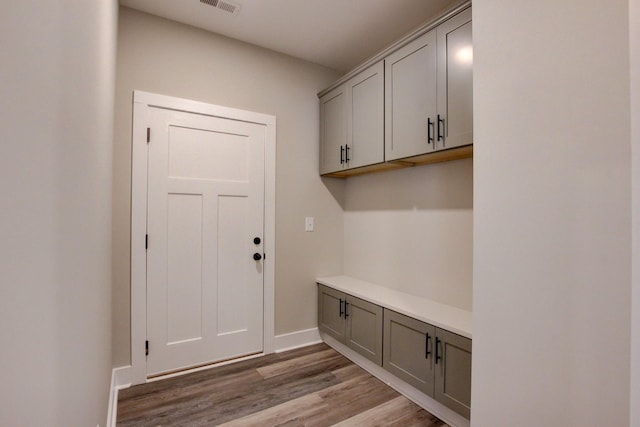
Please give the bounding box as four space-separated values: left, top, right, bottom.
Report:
435 328 472 419
345 295 383 365
385 29 438 161
317 285 346 341
319 85 347 175
436 8 473 151
347 62 384 169
383 309 436 397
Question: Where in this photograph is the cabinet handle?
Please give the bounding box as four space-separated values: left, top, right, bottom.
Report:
340 145 344 164
345 144 350 163
339 298 344 317
427 117 434 144
437 114 445 142
425 333 432 359
344 301 349 319
435 337 442 365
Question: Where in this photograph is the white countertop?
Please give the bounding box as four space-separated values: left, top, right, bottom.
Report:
316 275 472 339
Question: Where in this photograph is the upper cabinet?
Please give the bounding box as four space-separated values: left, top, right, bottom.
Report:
436 8 473 151
319 84 347 175
385 30 438 161
318 4 473 177
386 8 472 161
348 62 384 169
320 62 385 175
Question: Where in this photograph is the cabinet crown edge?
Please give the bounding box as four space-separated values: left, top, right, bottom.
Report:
317 0 472 98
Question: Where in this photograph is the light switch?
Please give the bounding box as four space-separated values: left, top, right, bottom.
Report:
305 217 314 232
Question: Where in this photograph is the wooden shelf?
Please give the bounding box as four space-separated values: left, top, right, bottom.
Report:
321 145 473 178
321 161 405 178
389 145 473 167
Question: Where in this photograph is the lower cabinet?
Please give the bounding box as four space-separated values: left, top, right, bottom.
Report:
317 284 472 419
318 284 383 365
383 309 472 419
383 309 436 396
434 327 472 418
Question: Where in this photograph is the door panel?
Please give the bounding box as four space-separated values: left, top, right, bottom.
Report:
345 296 383 365
437 9 473 150
317 285 346 341
435 328 472 418
217 195 251 335
147 107 264 376
385 30 438 161
383 309 435 396
348 62 384 169
166 193 204 344
168 126 249 181
319 87 347 174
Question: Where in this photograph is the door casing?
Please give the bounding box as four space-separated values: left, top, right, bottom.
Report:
130 90 276 385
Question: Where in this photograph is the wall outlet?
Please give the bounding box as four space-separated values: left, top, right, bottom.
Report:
305 217 314 232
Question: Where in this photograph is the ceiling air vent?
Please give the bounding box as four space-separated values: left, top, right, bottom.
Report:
200 0 241 16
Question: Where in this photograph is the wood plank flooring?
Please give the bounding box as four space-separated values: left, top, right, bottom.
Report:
117 343 448 427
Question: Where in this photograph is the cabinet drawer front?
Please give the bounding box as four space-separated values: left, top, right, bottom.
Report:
345 296 383 365
435 327 472 418
383 309 435 396
317 285 346 341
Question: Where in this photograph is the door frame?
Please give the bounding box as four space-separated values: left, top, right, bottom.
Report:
130 90 276 385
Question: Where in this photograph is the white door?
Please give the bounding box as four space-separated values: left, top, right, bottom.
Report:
146 106 265 376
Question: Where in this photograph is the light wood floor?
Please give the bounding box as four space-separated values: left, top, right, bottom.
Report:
117 342 448 426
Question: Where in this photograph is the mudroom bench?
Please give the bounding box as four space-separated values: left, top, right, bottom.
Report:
317 275 472 426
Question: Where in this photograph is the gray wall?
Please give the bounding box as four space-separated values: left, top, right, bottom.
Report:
343 159 473 310
472 0 632 425
631 0 640 424
112 7 344 366
0 1 117 426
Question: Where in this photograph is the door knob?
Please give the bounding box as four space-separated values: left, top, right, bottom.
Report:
253 253 262 261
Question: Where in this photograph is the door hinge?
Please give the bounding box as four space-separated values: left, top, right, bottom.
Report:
146 127 150 143
145 340 149 356
145 234 148 250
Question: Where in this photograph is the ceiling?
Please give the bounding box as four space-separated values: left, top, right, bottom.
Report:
119 0 461 73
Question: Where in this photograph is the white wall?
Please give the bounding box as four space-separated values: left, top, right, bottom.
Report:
472 1 631 425
0 1 117 426
112 7 344 366
631 0 640 424
343 159 473 310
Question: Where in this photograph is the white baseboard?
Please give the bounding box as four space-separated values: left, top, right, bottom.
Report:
274 327 322 353
320 332 470 427
107 366 132 427
106 371 116 427
114 365 133 389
